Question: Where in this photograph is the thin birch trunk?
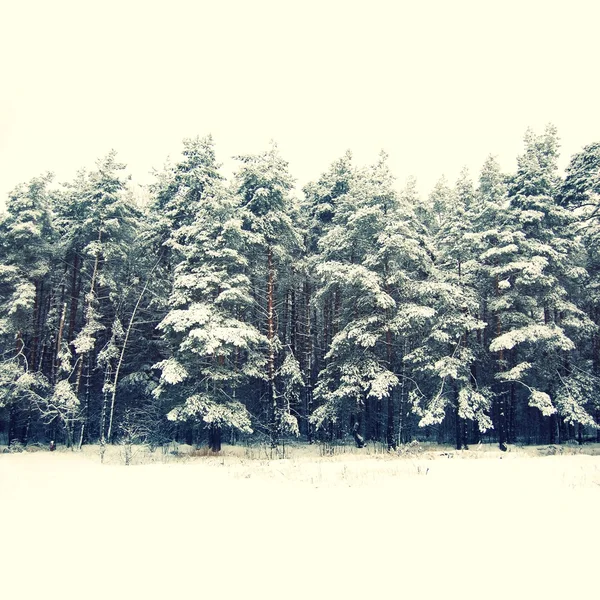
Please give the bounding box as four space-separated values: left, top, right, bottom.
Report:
52 302 68 385
107 261 158 441
75 233 101 395
267 247 277 446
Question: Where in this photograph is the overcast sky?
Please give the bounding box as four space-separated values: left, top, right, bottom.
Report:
1 0 599 208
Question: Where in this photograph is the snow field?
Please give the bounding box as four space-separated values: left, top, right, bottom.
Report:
2 450 599 600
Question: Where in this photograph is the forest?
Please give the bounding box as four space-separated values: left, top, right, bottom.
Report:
2 124 600 454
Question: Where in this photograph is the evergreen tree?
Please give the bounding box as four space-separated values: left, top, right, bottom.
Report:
411 168 490 449
0 176 54 443
155 138 264 450
559 142 600 438
52 152 139 448
233 142 303 446
484 126 595 446
310 154 440 448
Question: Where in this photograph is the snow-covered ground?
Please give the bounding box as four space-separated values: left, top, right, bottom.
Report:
2 445 599 599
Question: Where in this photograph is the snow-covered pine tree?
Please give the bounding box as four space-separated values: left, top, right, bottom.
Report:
310 153 439 448
0 174 56 444
0 174 56 370
54 151 138 448
145 136 228 339
232 143 303 448
155 139 266 451
301 151 355 440
481 126 595 446
409 170 490 449
558 142 600 439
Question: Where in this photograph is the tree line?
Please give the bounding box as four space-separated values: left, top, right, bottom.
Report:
2 125 600 453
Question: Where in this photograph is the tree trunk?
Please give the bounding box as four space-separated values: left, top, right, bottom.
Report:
385 325 396 450
494 276 507 451
455 386 468 450
301 280 312 440
68 252 81 342
397 340 408 445
7 406 16 446
386 393 395 450
75 239 101 395
364 395 372 441
107 263 157 441
52 303 67 385
352 421 365 448
497 392 508 451
208 425 222 452
508 382 516 444
549 414 561 445
266 247 277 446
29 280 42 370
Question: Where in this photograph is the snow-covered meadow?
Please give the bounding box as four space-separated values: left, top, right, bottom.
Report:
2 444 599 599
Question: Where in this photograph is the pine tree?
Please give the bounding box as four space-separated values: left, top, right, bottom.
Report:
52 152 139 449
559 142 600 439
301 151 355 441
309 154 441 449
0 174 56 444
481 126 595 446
155 138 265 451
232 142 303 447
410 168 490 449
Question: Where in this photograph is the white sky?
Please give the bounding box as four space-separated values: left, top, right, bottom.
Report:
1 0 599 208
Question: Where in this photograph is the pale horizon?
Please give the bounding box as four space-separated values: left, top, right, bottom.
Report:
2 0 599 207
